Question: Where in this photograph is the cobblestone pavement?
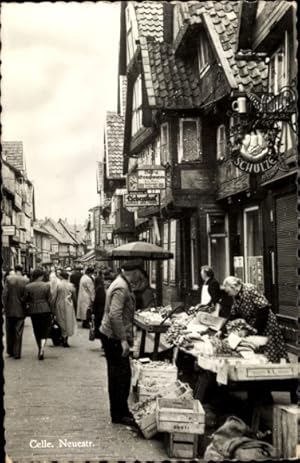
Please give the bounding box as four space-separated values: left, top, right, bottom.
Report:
4 318 166 461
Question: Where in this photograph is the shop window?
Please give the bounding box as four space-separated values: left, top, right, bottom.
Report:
131 75 143 136
160 123 169 165
178 118 202 163
216 124 226 160
198 34 211 77
169 219 177 283
190 215 199 290
243 207 264 292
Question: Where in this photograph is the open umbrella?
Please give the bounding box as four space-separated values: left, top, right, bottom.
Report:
108 241 173 260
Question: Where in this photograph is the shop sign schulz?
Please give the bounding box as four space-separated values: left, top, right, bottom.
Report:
229 86 297 174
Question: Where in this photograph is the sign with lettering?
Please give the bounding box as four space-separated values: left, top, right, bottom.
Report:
102 224 113 233
229 85 297 174
124 192 160 208
137 167 166 190
2 225 16 236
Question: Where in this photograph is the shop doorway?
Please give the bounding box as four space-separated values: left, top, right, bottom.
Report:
207 214 229 283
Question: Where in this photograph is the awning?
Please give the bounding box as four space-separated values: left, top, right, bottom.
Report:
76 248 111 264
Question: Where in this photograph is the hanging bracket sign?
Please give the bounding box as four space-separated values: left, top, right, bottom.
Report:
124 192 160 207
137 166 166 190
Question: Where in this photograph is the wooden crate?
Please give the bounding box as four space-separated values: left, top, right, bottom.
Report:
273 404 300 459
230 362 299 381
138 379 192 402
165 432 199 459
139 362 178 383
136 412 157 439
156 398 205 434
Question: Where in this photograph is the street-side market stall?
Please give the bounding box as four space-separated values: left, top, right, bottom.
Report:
129 303 299 459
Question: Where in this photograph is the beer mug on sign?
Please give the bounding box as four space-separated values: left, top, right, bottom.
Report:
232 96 247 114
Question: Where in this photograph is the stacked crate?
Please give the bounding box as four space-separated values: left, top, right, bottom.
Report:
156 397 206 458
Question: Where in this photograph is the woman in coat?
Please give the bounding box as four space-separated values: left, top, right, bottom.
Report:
54 270 77 347
24 268 54 360
77 266 95 328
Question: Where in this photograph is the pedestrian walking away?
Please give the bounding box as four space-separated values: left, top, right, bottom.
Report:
77 266 95 328
92 270 106 352
70 265 82 300
100 259 145 427
2 264 27 359
53 270 77 347
24 268 54 360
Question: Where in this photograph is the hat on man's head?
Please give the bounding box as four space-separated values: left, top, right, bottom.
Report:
121 259 144 271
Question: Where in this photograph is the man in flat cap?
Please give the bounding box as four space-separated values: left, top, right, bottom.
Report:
100 259 144 426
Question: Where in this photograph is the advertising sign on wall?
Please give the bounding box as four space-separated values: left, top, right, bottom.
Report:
124 192 160 207
137 167 166 190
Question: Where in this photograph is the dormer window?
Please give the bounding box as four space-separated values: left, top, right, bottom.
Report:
131 75 143 136
198 34 211 77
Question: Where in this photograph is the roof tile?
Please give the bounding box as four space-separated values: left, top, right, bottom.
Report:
105 112 125 178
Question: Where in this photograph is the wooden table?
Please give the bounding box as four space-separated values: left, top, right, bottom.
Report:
134 315 170 360
175 346 299 431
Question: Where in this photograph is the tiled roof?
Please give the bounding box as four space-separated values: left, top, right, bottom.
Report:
135 2 164 42
40 222 64 244
2 141 25 171
59 219 82 245
186 1 268 92
55 220 78 245
144 39 202 109
105 112 125 178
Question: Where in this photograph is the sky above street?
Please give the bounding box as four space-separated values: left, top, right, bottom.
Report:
2 1 120 225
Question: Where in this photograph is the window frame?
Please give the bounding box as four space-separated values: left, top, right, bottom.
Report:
178 117 202 163
131 74 143 136
198 34 211 77
160 122 170 165
216 124 227 160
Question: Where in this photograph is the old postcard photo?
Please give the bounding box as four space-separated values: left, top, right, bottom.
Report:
1 1 299 462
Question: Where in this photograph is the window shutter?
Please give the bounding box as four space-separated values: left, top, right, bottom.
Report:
276 194 297 320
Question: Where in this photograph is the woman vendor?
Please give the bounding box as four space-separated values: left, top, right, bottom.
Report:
198 266 222 313
222 276 288 363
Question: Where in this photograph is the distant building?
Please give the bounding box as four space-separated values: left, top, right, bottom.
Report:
2 141 35 272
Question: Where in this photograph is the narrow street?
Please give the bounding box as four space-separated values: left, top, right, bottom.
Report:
4 318 166 461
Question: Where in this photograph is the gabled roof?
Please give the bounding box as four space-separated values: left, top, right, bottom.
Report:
40 222 64 244
185 1 268 92
105 112 125 178
135 1 164 42
33 224 51 236
55 220 78 245
142 38 202 109
58 219 82 245
2 141 25 171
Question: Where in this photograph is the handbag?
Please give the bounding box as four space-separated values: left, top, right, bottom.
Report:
89 313 96 341
50 319 62 346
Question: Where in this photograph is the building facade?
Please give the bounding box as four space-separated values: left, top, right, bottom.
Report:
117 1 298 356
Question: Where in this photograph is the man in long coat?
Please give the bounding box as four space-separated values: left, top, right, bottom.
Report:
3 264 28 359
